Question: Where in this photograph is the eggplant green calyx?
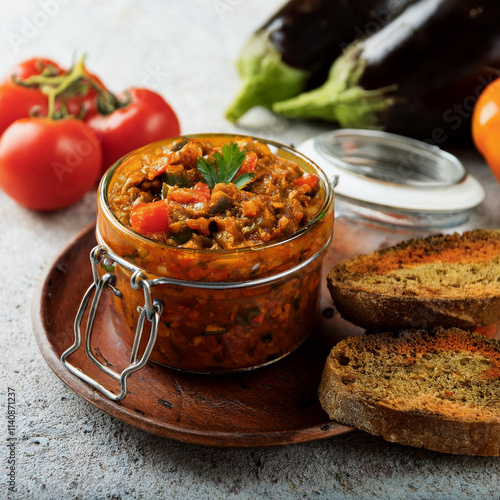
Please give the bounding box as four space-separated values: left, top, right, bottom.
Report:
225 31 308 122
273 45 397 129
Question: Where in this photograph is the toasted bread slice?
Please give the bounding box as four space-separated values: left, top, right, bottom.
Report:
327 229 500 330
318 328 500 456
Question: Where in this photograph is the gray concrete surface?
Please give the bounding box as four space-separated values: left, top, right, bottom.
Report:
0 1 499 499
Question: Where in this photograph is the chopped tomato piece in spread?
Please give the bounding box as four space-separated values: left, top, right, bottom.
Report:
238 151 258 174
169 182 210 204
130 199 170 235
296 173 319 190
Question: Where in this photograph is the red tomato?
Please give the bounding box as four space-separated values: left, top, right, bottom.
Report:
87 88 180 172
169 182 210 204
3 57 105 126
0 57 91 137
472 77 500 182
130 200 170 235
239 151 258 174
0 58 64 137
169 189 195 204
0 83 48 137
186 218 210 236
0 118 102 210
296 173 319 189
4 57 63 83
193 182 211 202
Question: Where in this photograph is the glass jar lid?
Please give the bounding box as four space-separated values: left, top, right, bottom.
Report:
297 129 485 228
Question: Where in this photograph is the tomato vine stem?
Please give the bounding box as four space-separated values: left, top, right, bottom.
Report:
11 54 129 120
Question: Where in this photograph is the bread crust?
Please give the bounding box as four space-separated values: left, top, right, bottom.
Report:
327 284 500 331
318 329 500 456
319 374 500 456
327 229 500 330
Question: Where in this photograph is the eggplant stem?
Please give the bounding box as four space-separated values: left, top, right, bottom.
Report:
225 32 307 122
273 45 396 129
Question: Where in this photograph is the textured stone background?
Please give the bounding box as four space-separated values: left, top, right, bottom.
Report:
0 1 499 499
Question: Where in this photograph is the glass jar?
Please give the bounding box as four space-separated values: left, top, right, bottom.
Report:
96 134 335 373
297 129 485 228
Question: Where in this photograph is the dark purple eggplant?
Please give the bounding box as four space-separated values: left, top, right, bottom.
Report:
225 0 418 122
274 0 500 141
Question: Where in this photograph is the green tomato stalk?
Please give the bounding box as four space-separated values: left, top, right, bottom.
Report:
16 55 90 119
14 54 125 120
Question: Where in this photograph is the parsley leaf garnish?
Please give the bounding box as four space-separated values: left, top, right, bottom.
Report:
196 157 218 189
214 142 247 183
196 142 254 189
233 173 254 189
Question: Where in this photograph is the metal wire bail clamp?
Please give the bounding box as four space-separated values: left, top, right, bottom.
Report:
60 244 164 402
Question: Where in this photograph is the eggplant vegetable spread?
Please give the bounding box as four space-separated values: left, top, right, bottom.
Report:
273 0 500 139
225 0 417 122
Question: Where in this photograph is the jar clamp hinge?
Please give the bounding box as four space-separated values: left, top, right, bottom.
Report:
60 245 163 402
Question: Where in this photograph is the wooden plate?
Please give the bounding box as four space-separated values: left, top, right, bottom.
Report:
32 221 405 447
